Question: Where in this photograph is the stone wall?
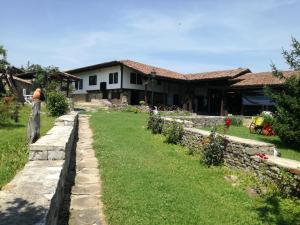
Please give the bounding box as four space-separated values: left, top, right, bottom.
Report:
167 115 226 128
162 117 300 196
0 112 78 225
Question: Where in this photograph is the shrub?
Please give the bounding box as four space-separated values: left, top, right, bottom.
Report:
202 127 227 166
147 114 163 134
227 115 243 126
47 92 68 117
262 114 274 125
0 97 20 124
121 105 141 113
139 100 145 106
265 38 300 150
163 121 184 144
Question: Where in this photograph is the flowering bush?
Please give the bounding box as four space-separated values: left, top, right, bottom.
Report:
225 118 231 127
202 127 227 166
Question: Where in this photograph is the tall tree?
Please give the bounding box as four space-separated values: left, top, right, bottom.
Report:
265 37 300 150
0 45 9 94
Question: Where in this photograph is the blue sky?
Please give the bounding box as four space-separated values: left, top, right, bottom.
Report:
1 0 300 73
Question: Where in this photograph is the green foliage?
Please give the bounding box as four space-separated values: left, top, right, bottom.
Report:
163 121 184 144
227 115 243 126
46 92 68 117
202 127 227 166
91 111 300 225
147 114 163 134
139 100 145 105
21 62 60 89
262 114 274 125
0 106 54 188
0 97 20 124
121 105 141 113
265 37 300 150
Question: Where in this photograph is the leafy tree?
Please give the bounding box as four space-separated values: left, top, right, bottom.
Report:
21 62 60 90
265 37 300 150
0 46 9 94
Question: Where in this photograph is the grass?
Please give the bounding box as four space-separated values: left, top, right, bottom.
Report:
0 105 54 189
201 125 300 162
91 111 300 225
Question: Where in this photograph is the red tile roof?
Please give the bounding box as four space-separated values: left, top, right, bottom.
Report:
66 59 250 81
231 71 298 88
185 68 251 81
120 60 185 80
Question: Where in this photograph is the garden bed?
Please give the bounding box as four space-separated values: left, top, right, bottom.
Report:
201 125 300 162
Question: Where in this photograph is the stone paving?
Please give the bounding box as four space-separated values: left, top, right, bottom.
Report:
68 114 106 225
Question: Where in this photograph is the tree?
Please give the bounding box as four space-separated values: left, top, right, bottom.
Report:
265 37 300 150
0 46 9 94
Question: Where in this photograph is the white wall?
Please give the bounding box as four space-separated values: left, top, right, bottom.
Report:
73 65 121 94
122 66 166 93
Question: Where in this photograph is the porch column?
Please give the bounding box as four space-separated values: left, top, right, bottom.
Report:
66 78 70 97
220 90 225 116
144 83 148 104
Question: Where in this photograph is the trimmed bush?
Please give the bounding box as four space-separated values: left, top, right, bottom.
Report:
147 114 164 134
163 121 184 144
202 128 227 166
47 92 68 117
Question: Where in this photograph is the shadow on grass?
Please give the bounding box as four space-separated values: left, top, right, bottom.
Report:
256 195 300 225
0 198 47 225
0 123 25 129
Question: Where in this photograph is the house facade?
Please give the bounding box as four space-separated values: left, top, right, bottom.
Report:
67 60 292 116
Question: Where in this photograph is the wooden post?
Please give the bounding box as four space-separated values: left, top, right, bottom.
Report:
66 78 70 97
27 100 41 144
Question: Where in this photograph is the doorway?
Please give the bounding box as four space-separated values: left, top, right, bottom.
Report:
100 82 108 99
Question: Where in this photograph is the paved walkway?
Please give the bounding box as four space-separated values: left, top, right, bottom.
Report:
69 114 106 225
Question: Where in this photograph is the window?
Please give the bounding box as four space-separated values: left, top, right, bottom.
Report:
157 80 161 85
79 79 83 89
75 79 83 90
89 75 97 85
109 73 113 84
109 72 118 84
130 72 136 84
130 73 143 85
137 74 142 84
114 72 118 84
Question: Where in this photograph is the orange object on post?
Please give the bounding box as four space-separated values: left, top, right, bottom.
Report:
32 88 41 101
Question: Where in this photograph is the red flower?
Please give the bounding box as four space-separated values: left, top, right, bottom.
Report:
225 118 231 126
255 153 268 160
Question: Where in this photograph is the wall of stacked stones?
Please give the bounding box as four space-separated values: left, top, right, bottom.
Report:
168 115 226 128
0 112 78 225
163 117 300 196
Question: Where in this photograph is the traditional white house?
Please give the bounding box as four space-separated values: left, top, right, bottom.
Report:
66 59 293 115
67 60 188 106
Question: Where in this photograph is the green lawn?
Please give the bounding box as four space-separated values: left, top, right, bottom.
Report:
91 111 300 225
0 105 54 188
201 125 300 162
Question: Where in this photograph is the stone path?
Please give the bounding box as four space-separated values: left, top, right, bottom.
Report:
68 114 106 225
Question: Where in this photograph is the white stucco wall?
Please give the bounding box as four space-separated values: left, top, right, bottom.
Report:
122 66 166 93
73 65 121 94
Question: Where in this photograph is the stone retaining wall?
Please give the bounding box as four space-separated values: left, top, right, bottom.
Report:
167 115 225 128
0 112 78 225
163 117 300 196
